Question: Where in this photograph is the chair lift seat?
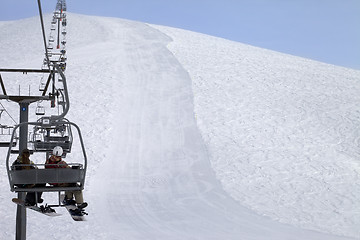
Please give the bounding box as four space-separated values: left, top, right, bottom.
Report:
0 142 9 147
0 141 16 147
9 165 85 192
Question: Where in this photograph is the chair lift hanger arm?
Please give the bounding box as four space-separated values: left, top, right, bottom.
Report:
50 64 69 121
0 74 7 96
41 70 54 96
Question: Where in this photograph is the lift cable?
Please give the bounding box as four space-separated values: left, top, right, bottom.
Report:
37 0 51 70
0 102 17 125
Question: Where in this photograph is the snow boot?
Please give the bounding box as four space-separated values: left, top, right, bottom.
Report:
40 205 56 213
62 198 76 205
77 202 88 209
69 207 87 216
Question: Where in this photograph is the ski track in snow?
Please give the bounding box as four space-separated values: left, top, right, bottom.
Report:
0 14 359 240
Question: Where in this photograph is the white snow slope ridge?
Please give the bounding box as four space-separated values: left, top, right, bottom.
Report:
0 13 359 240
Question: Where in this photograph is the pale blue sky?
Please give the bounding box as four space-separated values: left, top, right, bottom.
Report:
1 0 359 70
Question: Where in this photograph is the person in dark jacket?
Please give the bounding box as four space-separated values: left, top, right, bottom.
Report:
12 148 45 206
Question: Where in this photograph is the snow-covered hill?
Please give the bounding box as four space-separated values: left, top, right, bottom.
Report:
152 24 360 238
0 14 359 240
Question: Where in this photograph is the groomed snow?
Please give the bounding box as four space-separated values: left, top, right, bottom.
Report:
0 14 359 240
152 25 360 238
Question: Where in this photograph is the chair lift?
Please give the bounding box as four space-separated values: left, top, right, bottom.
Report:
6 118 87 193
39 82 46 91
35 104 45 116
32 118 73 155
0 125 17 147
60 56 67 63
0 110 17 147
59 62 66 71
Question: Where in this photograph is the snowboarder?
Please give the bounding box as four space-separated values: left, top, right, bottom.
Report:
12 148 45 206
45 146 88 212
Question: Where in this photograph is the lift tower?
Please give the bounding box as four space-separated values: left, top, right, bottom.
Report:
0 68 55 240
1 1 87 239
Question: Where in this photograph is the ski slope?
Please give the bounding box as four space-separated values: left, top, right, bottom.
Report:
0 14 359 240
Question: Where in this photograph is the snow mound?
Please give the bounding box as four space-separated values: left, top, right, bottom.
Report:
0 13 359 240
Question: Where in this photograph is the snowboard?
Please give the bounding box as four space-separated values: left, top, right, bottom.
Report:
12 198 61 217
60 194 87 221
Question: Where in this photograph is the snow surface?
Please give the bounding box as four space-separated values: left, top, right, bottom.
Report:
0 14 359 240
